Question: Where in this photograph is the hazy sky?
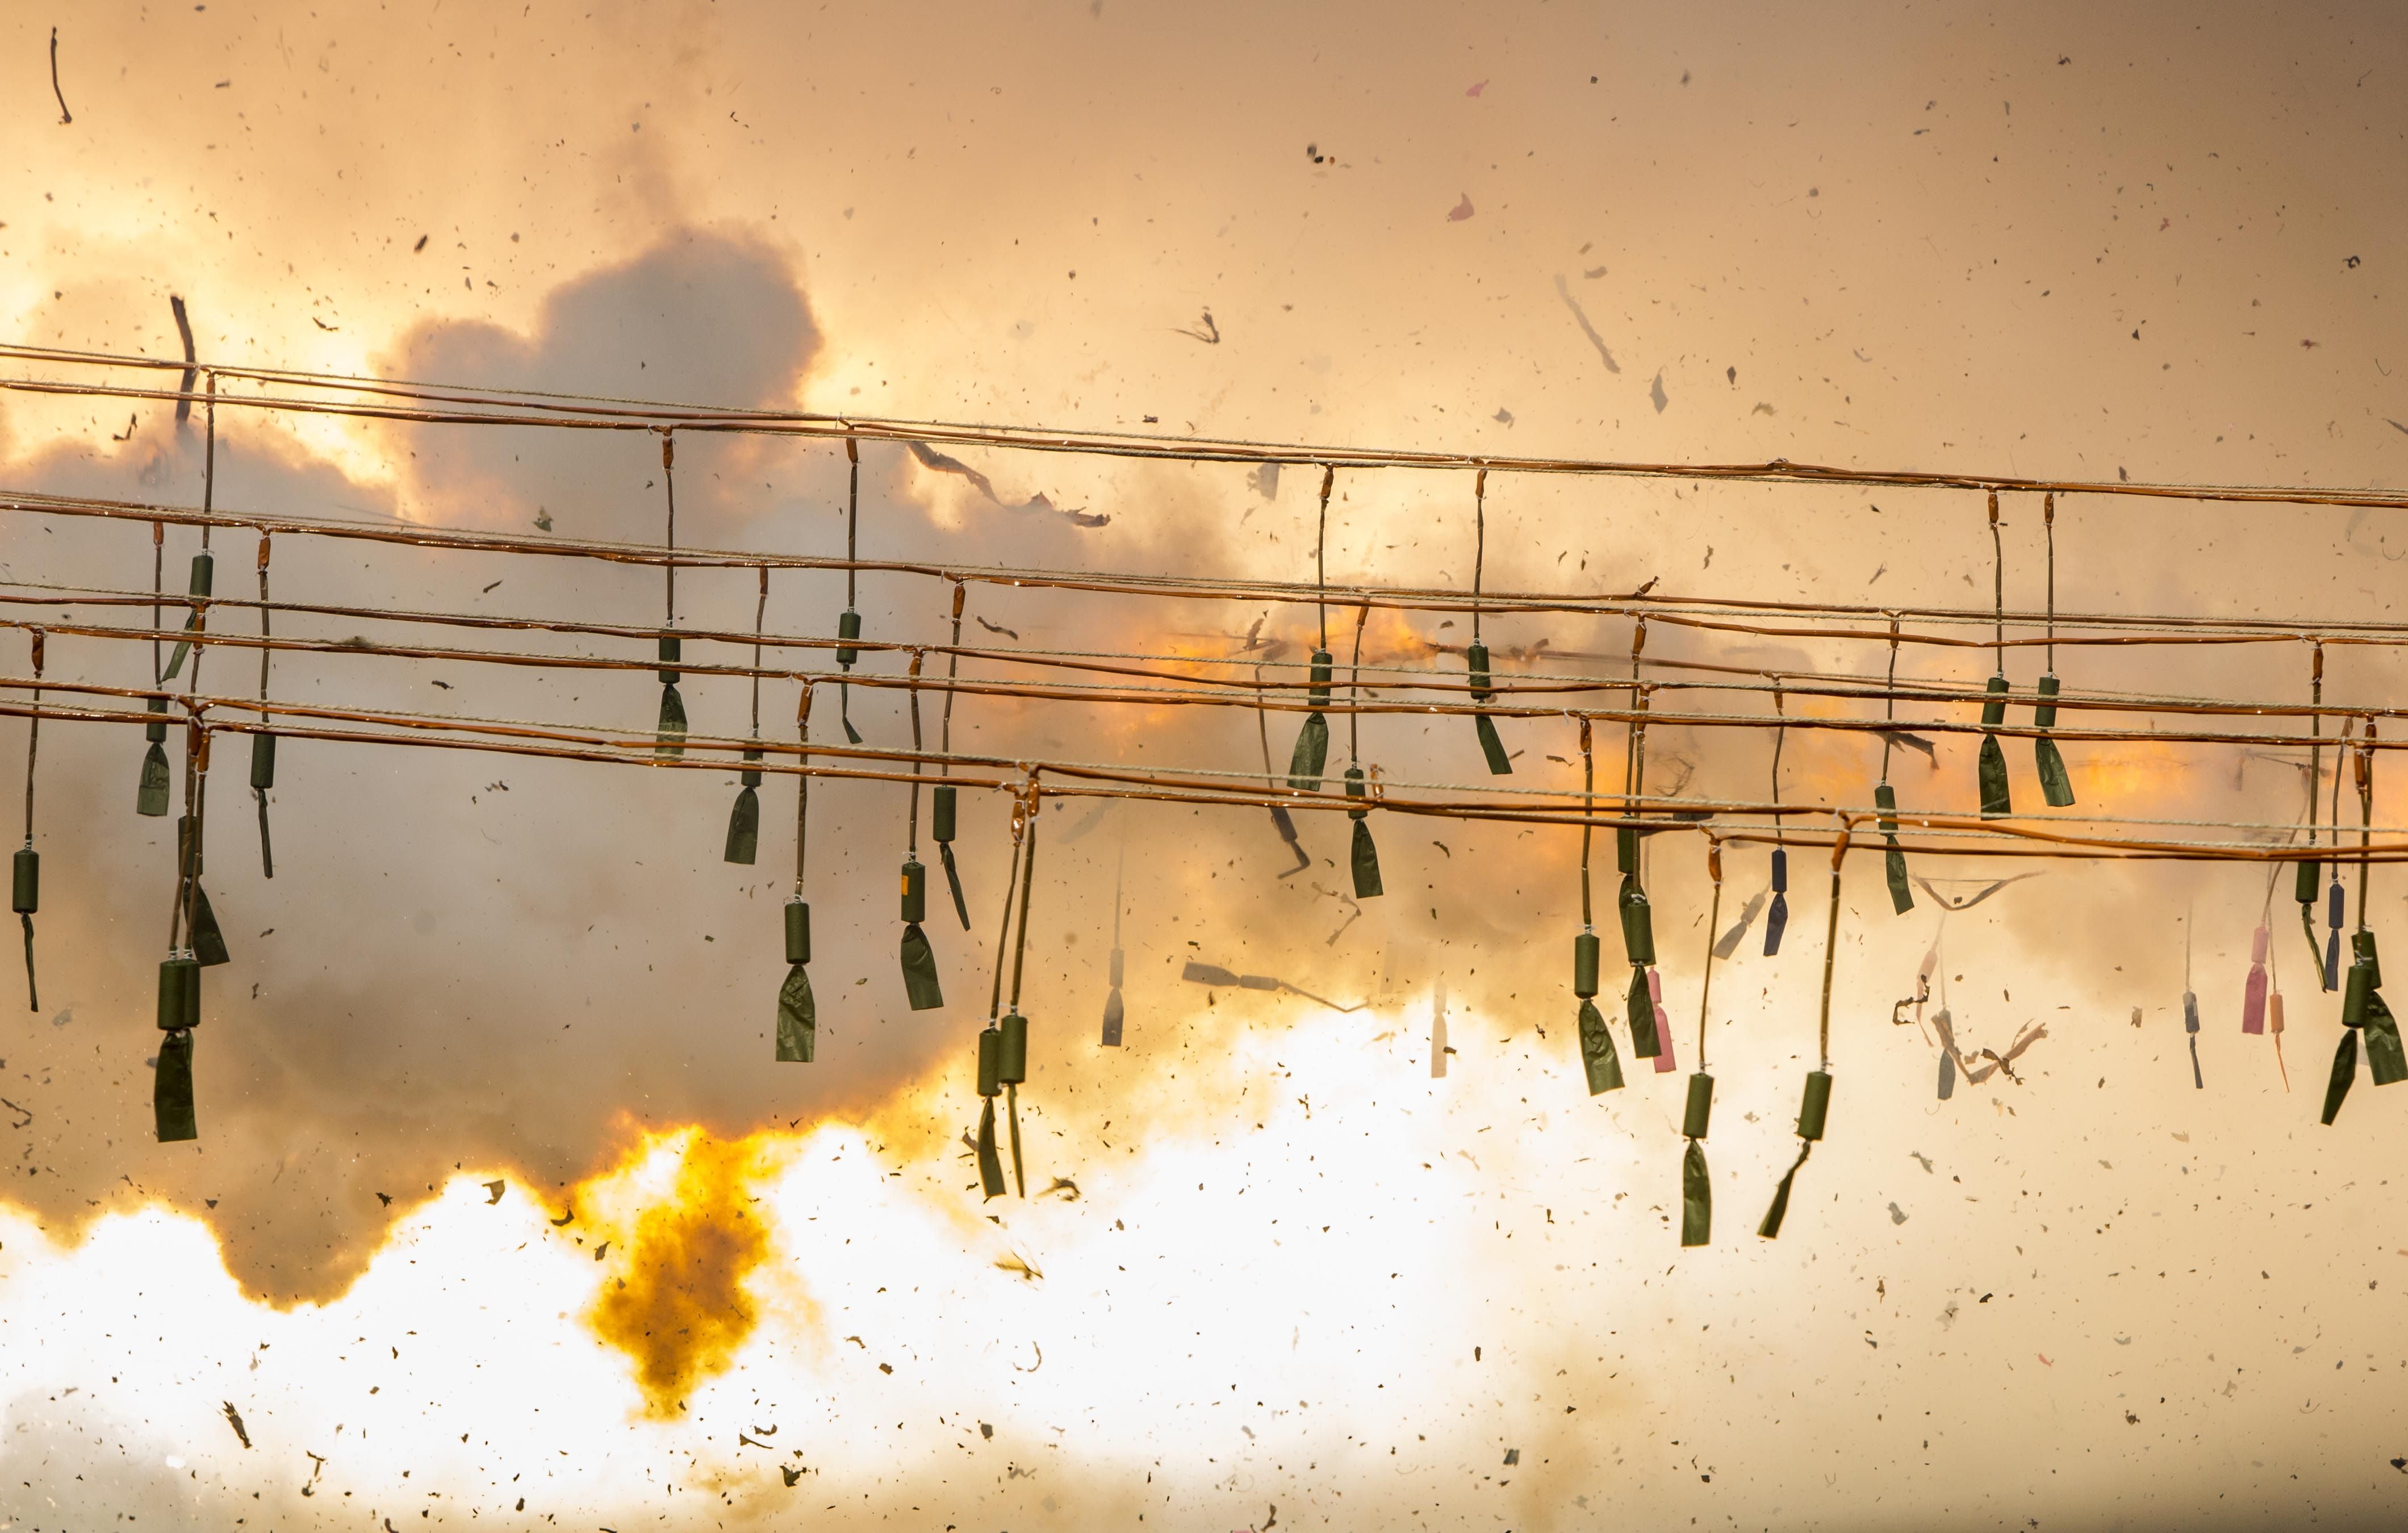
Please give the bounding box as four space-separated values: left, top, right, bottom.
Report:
3 2 2407 1529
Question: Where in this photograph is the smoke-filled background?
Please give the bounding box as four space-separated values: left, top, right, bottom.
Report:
2 1 2406 1527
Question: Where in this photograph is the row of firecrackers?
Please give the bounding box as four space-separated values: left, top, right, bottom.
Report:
37 471 2398 1244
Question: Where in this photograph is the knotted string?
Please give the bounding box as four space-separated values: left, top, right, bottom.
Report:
975 790 1033 1200
1877 618 1912 914
2326 711 2348 991
2351 722 2404 1100
897 648 944 1013
155 719 214 1143
653 431 687 759
1975 491 2012 818
723 565 770 864
2300 643 2326 981
935 582 972 928
1765 681 1790 955
2183 905 2204 1090
14 628 40 1010
1286 468 1336 790
1465 468 1511 775
1345 603 1381 899
835 436 864 744
1003 783 1043 1199
1101 823 1127 1047
1681 841 1723 1247
2033 492 2076 806
165 374 216 687
1619 646 1666 1066
775 684 817 1063
1572 713 1623 1095
135 521 170 817
1762 827 1847 1238
252 532 275 877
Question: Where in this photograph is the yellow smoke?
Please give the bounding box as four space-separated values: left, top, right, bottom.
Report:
575 1126 798 1417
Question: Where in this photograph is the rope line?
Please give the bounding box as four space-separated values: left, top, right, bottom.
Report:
9 342 2408 509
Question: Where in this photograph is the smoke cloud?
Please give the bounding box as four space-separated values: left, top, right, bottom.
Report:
5 2 2408 1528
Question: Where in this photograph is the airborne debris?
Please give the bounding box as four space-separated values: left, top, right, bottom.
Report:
1875 730 1941 766
483 1179 505 1204
1932 1011 2050 1088
170 296 198 425
906 441 1105 528
1552 274 1620 373
221 1400 252 1449
1180 960 1362 1013
1912 872 2041 911
993 1250 1044 1282
1248 684 1312 877
47 28 72 124
1712 890 1767 958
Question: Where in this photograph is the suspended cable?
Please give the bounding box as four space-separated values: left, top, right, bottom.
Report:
12 342 2408 511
